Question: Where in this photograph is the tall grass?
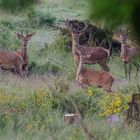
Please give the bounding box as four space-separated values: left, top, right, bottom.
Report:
0 0 36 13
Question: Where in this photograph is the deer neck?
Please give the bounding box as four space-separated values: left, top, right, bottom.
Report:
72 33 80 54
19 45 27 61
121 41 128 56
76 58 85 81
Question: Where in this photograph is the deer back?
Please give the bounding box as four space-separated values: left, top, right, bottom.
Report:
0 50 23 66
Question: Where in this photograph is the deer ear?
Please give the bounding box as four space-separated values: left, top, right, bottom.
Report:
25 32 35 41
100 39 106 47
15 32 24 39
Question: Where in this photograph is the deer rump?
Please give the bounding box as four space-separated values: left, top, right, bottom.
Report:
75 46 109 64
78 69 113 92
0 51 23 71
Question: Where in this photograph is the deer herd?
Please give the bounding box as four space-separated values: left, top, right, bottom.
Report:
0 19 140 92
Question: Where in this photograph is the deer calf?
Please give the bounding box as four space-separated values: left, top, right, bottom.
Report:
76 49 114 92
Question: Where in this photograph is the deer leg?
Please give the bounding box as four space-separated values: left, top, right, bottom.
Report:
102 79 113 92
102 84 112 92
135 65 139 78
128 64 132 81
22 64 28 77
10 67 18 75
16 64 24 78
124 62 128 79
100 62 110 72
25 66 29 77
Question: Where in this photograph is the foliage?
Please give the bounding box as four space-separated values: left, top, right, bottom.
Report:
28 8 56 28
29 61 61 75
0 27 18 50
0 83 138 140
100 93 131 117
49 34 71 53
0 0 37 13
88 0 140 40
0 0 139 139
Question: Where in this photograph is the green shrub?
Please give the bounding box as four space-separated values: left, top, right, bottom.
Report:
28 8 56 28
0 20 14 30
28 61 61 75
0 0 36 13
58 88 104 116
28 33 73 75
49 34 71 53
0 28 18 50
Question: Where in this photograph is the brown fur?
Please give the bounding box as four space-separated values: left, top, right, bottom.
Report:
76 49 114 92
0 50 24 77
71 32 110 72
120 34 140 80
66 19 110 72
15 32 35 77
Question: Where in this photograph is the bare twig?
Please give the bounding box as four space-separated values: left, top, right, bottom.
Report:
138 83 140 93
48 57 75 71
72 101 97 140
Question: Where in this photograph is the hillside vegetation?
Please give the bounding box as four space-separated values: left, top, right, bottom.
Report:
0 0 139 140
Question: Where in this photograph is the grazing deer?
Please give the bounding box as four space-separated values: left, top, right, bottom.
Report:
66 19 110 72
15 31 35 77
76 48 114 92
119 31 140 80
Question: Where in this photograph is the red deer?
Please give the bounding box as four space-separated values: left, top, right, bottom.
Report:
76 48 114 92
0 29 24 77
119 31 140 80
15 31 35 77
66 19 110 72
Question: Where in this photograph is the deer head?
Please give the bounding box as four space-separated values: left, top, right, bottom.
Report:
100 39 107 48
118 27 130 43
15 31 35 47
66 19 88 36
94 38 107 48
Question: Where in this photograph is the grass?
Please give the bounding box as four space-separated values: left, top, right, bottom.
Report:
0 0 140 140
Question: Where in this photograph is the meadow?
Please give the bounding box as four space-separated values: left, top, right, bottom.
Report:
0 0 140 140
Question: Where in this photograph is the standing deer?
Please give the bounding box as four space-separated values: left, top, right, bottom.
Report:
76 48 114 92
66 19 110 72
119 31 140 80
0 29 24 78
15 31 35 77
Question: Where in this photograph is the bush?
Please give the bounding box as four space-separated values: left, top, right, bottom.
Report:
0 27 18 50
28 61 61 75
28 8 56 28
99 92 132 117
0 20 14 30
0 0 37 13
58 88 104 116
28 34 73 75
